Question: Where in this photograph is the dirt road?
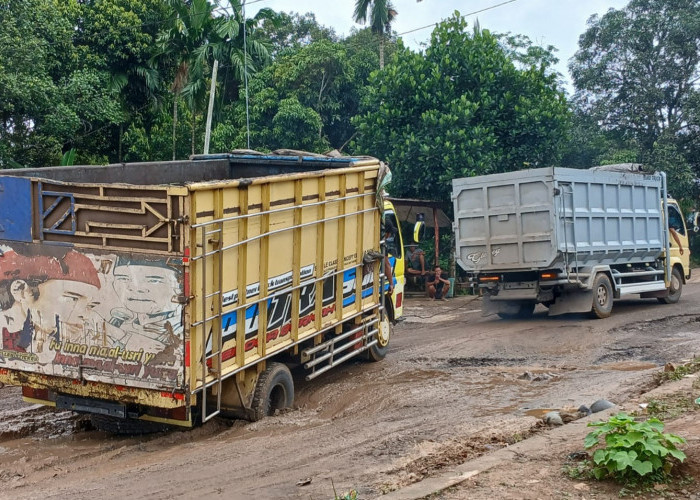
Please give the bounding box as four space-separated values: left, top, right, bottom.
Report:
2 283 700 500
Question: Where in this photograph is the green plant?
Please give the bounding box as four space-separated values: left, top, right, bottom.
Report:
331 479 358 500
645 396 697 420
654 357 700 384
584 412 686 483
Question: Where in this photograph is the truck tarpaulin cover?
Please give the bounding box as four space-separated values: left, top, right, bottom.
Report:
0 244 184 389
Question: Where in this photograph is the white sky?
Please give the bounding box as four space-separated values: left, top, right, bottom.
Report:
249 0 631 92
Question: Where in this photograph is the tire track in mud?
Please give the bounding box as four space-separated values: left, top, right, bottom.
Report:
596 313 700 366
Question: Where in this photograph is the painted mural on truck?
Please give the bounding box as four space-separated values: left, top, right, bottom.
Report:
207 253 387 363
0 245 184 389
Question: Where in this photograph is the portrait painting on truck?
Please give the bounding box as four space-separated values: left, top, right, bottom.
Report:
0 244 184 389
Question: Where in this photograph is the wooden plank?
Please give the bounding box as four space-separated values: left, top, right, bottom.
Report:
335 174 347 323
258 183 271 358
355 172 365 311
314 176 326 338
291 179 302 342
235 186 248 368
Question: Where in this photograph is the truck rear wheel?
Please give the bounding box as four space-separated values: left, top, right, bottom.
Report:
497 302 535 320
658 267 683 304
251 363 294 421
591 273 613 319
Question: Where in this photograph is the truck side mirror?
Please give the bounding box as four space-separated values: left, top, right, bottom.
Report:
413 213 426 243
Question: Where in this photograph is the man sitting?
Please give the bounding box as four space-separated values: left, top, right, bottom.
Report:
405 244 426 277
427 265 451 301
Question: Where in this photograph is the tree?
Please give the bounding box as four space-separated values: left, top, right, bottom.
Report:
79 0 170 162
570 0 700 153
157 0 273 158
0 0 122 168
209 28 395 154
258 11 338 57
353 0 397 69
352 14 570 202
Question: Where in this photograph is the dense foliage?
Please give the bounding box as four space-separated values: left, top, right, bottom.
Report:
2 0 699 207
570 0 700 198
352 14 570 202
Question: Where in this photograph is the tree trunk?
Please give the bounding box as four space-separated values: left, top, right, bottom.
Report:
172 98 178 161
379 36 385 70
191 108 196 157
118 123 123 163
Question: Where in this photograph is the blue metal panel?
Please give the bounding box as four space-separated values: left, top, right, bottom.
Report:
0 177 32 242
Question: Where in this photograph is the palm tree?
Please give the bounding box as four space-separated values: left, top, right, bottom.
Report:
158 0 273 157
158 0 219 159
353 0 397 69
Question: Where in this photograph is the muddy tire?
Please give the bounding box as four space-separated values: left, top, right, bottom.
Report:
90 414 171 435
251 363 294 422
658 267 683 304
497 302 535 320
591 273 613 319
367 314 391 362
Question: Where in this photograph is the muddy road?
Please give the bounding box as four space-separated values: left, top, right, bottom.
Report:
3 283 700 500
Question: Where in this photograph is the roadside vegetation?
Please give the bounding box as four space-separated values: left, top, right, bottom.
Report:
1 0 699 208
565 357 700 496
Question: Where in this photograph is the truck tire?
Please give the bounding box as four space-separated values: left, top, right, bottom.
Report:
90 414 171 435
591 273 613 319
251 363 294 421
367 314 391 362
497 302 535 320
658 267 683 304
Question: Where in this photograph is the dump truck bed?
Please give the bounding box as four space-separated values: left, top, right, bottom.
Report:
452 167 665 273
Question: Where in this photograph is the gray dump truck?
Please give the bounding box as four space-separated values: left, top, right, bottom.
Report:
452 166 690 319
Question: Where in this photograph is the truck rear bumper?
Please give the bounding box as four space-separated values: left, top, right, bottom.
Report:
56 394 127 418
486 288 538 301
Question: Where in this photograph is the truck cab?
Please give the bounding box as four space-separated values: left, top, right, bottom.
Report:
666 198 691 292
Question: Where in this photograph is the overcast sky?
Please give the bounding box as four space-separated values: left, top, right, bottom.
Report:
249 0 631 92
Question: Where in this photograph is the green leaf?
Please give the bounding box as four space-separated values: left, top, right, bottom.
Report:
668 448 687 461
630 459 653 476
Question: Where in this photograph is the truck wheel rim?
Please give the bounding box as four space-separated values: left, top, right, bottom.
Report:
377 317 390 347
597 285 608 305
671 273 680 292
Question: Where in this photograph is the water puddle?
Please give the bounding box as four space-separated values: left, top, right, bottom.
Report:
523 408 557 419
595 361 658 371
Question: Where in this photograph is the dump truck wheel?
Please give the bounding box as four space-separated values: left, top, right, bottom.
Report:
367 314 391 362
251 363 294 421
658 267 683 304
591 273 613 319
90 414 171 435
497 302 535 320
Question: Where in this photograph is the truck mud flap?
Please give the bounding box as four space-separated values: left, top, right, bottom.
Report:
56 394 127 418
547 290 594 316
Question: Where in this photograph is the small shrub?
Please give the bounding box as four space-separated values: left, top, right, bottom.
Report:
654 357 700 384
584 412 686 483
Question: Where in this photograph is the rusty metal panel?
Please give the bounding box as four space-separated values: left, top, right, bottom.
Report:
35 181 185 253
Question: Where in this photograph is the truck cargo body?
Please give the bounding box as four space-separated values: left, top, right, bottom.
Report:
0 152 403 427
452 167 689 318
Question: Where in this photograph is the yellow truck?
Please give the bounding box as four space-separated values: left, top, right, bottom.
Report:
0 151 404 431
